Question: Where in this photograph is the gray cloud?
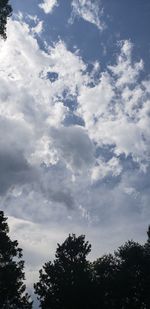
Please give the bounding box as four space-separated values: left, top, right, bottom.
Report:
0 149 31 194
50 126 95 172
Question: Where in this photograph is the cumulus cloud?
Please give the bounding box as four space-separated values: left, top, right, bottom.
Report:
108 40 144 88
0 19 150 210
39 0 58 14
0 16 105 217
0 17 150 295
50 126 94 172
70 0 104 30
77 40 150 170
91 157 122 182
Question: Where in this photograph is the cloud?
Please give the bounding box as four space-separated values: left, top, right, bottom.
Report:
1 19 149 211
78 73 114 122
70 0 104 30
32 20 43 34
0 16 100 214
91 157 122 182
50 126 94 172
108 40 144 88
39 0 58 14
77 40 150 170
0 17 150 298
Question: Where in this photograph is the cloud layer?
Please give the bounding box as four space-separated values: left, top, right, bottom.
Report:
0 15 150 300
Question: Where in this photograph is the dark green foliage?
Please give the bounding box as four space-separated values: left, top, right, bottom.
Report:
0 0 12 40
114 241 147 308
35 228 150 309
34 234 92 309
92 254 118 308
147 225 150 243
92 237 150 309
0 211 32 308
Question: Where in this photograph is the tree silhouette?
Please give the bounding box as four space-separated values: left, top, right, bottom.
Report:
114 240 149 309
142 226 150 307
34 234 92 309
92 254 118 308
35 228 150 309
0 0 12 40
0 210 32 308
146 225 150 244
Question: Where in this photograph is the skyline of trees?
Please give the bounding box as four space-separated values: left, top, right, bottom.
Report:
34 231 150 309
0 209 150 308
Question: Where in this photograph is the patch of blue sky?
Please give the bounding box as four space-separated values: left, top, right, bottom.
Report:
10 0 150 77
46 71 58 82
95 145 116 162
64 112 85 127
63 96 78 112
103 0 150 73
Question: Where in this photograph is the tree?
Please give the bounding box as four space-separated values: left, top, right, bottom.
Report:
142 226 150 307
114 240 147 309
92 254 118 308
34 228 150 309
146 225 150 245
34 234 92 309
0 0 12 40
0 210 32 308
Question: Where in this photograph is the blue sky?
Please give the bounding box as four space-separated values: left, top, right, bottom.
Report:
1 0 150 304
10 0 150 69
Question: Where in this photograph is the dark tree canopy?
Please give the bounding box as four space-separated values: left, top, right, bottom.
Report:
34 234 92 309
147 225 150 243
1 207 149 309
35 229 150 309
0 211 32 308
114 241 146 308
0 0 12 40
92 254 118 308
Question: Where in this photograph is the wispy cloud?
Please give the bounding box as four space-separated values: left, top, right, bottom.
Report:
39 0 58 14
69 0 105 30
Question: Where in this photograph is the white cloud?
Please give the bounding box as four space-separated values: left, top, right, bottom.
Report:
91 157 122 182
78 73 114 124
1 19 149 204
70 0 104 30
108 40 144 88
0 18 89 208
39 0 58 14
77 40 150 169
0 17 150 299
48 40 87 96
32 20 43 34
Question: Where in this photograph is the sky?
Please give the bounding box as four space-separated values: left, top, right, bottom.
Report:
1 0 150 305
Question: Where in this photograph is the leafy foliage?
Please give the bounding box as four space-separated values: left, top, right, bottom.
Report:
92 254 118 308
35 229 150 309
34 234 92 309
0 211 32 308
0 0 12 40
1 209 149 308
114 241 146 308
